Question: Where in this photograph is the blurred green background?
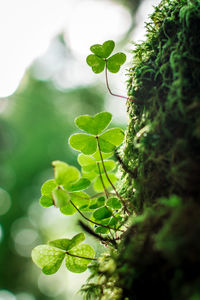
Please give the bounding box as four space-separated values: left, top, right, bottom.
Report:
0 0 157 299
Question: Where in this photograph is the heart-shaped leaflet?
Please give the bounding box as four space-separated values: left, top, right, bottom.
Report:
90 40 115 58
75 112 112 135
106 53 126 73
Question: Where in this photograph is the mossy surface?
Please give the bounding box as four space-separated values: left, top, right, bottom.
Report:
116 0 200 299
81 0 200 299
120 0 200 213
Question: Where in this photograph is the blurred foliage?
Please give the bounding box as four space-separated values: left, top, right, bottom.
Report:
0 61 104 299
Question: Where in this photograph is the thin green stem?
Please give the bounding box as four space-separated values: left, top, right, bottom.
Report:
96 137 131 215
69 199 124 232
65 251 97 261
104 61 144 104
97 162 109 199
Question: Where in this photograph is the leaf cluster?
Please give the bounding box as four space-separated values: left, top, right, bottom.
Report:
32 111 126 274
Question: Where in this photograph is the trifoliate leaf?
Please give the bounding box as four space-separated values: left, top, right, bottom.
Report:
90 40 115 58
107 197 122 209
93 173 117 192
49 233 85 251
31 245 65 275
93 207 112 220
48 239 72 251
75 112 112 135
71 192 90 211
69 134 97 155
67 178 90 192
40 195 54 207
41 179 57 196
69 233 85 249
52 161 80 186
107 52 126 73
60 202 76 215
98 128 124 152
52 187 70 208
86 55 105 73
65 244 95 273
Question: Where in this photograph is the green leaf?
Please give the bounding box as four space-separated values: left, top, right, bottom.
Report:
75 112 112 135
71 192 90 211
89 196 105 209
60 202 76 215
69 134 97 155
82 160 116 174
106 52 126 73
95 226 109 234
48 239 72 251
52 161 80 186
93 173 117 192
41 179 57 196
67 178 90 192
31 245 65 275
82 170 98 182
69 233 85 249
78 154 95 167
90 40 115 58
98 128 124 152
92 150 113 161
49 233 85 251
107 197 122 209
93 207 112 220
40 195 54 207
52 187 70 208
65 244 95 273
86 54 105 74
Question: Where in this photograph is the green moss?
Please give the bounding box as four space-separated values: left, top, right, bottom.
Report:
81 1 200 299
120 0 200 213
105 0 200 299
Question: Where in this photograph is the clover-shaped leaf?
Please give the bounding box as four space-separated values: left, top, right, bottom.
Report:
93 173 117 192
69 134 97 155
32 234 95 274
65 244 95 273
89 196 105 210
66 178 90 192
31 245 65 275
93 207 112 221
106 53 126 73
92 150 113 161
52 187 70 208
86 55 105 74
99 128 125 153
75 112 112 135
40 179 57 207
49 233 85 251
52 161 80 186
107 197 122 210
70 191 90 211
87 40 126 74
90 40 115 58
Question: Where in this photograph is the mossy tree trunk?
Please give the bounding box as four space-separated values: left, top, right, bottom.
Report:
103 1 200 299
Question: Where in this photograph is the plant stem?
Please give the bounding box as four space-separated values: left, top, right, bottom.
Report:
69 199 124 232
97 162 109 199
65 251 97 261
96 137 131 215
104 61 144 104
